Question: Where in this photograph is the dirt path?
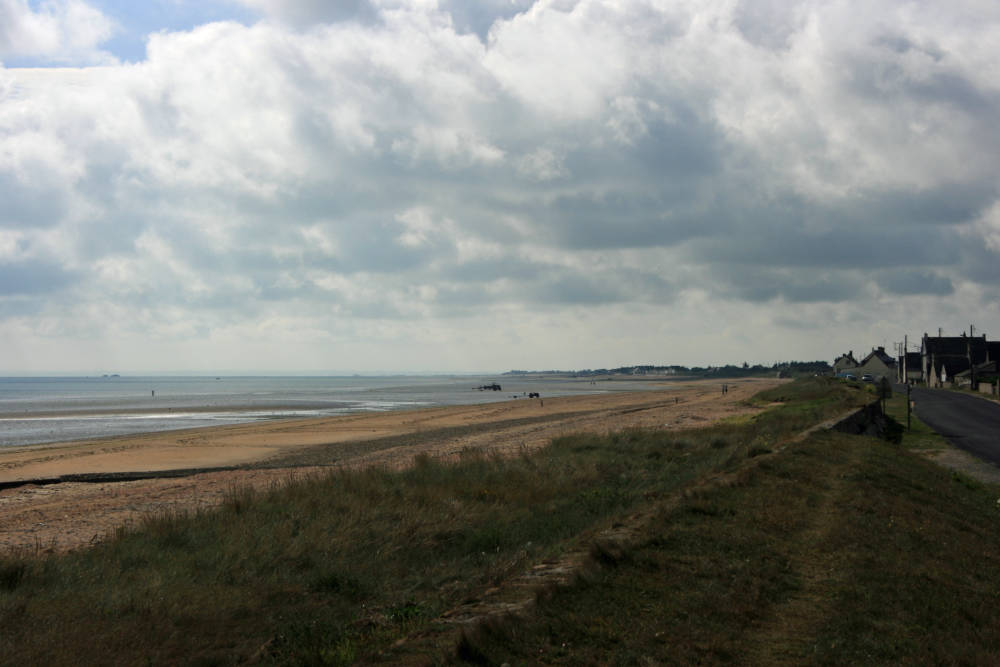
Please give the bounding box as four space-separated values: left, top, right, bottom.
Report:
740 433 861 663
920 447 1000 485
0 379 782 555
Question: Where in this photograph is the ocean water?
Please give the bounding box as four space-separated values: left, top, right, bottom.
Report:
0 375 665 447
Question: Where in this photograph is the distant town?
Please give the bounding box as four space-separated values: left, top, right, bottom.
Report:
506 326 1000 397
834 328 999 396
505 360 830 379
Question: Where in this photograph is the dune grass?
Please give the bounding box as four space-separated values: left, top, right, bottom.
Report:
455 388 1000 665
0 435 739 664
0 377 907 664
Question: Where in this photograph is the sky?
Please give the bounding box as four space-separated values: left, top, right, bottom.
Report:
1 0 999 374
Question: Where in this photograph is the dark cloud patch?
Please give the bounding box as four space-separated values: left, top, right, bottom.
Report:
0 259 78 296
848 42 999 123
432 283 500 311
632 108 721 179
0 172 69 229
694 202 966 270
444 256 544 284
866 34 994 115
878 269 954 296
773 315 826 332
541 191 712 250
532 274 625 306
173 211 450 278
918 72 999 120
559 100 722 188
76 215 150 259
517 105 727 251
258 0 379 28
0 295 46 318
517 266 674 308
335 219 455 274
748 185 996 234
718 267 865 304
732 0 803 50
243 277 402 318
874 34 943 61
954 242 1000 285
233 186 383 229
428 263 675 313
845 185 995 227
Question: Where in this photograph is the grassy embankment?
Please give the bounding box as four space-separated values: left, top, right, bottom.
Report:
3 378 1000 664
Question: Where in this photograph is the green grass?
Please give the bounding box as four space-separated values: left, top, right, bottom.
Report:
457 431 1000 665
0 427 805 662
883 390 949 451
1 377 972 665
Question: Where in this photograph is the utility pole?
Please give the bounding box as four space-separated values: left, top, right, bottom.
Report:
969 324 976 391
907 381 911 431
896 338 906 382
904 334 911 429
903 335 908 384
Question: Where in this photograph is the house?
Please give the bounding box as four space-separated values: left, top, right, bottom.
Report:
921 333 989 387
855 346 897 380
833 351 858 375
955 360 1000 392
900 352 922 384
989 341 1000 364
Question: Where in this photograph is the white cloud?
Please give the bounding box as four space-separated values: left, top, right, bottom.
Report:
0 0 116 64
517 147 567 181
1 0 1000 371
483 0 635 120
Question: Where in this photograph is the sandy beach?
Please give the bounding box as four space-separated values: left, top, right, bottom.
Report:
0 378 782 554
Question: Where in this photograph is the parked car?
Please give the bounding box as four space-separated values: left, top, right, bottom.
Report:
861 373 874 383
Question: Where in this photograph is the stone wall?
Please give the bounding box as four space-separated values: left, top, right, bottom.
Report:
829 399 887 437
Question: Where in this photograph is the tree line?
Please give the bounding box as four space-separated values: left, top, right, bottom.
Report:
505 360 831 379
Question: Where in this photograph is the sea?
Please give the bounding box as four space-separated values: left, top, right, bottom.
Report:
0 375 667 448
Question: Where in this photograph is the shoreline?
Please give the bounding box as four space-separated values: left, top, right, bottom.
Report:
0 381 712 480
0 378 784 553
0 375 686 449
0 404 358 419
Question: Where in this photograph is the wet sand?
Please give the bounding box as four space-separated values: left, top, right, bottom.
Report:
0 378 782 554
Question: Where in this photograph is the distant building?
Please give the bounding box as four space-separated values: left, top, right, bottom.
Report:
921 333 989 387
956 360 1000 388
989 342 1000 364
900 352 922 384
855 346 897 380
954 342 1000 392
833 351 858 375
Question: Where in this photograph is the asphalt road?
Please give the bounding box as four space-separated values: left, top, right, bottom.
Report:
907 387 1000 466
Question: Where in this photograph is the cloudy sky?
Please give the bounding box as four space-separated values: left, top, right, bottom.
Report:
1 0 999 374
